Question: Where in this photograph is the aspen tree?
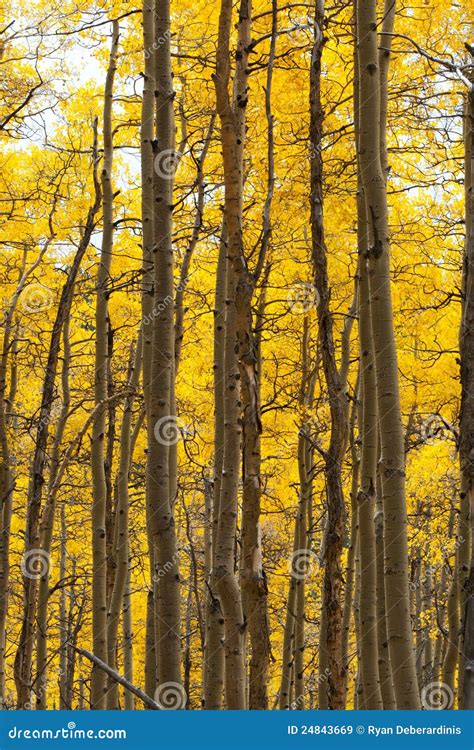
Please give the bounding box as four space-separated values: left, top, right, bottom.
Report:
106 335 141 708
147 0 182 690
356 0 420 708
90 20 119 709
375 481 396 708
202 227 226 709
281 318 315 710
309 0 352 708
239 1 276 708
35 316 71 709
341 395 360 701
353 13 382 703
460 53 474 710
140 0 158 700
212 0 251 709
357 256 383 709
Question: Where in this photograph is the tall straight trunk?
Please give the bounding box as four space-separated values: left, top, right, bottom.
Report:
356 0 420 708
239 1 275 709
458 474 470 705
353 8 383 705
279 513 299 709
460 68 474 710
35 315 71 709
433 549 450 684
280 319 316 709
106 335 141 708
105 325 117 605
148 0 182 690
309 0 348 709
375 474 396 708
422 560 433 686
122 544 134 710
341 395 360 702
202 227 226 709
90 20 119 709
293 433 311 709
140 0 158 700
59 507 68 709
414 551 424 687
357 254 383 709
353 532 362 708
442 561 459 702
212 0 251 709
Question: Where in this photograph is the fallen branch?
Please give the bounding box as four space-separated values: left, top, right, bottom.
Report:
71 645 159 710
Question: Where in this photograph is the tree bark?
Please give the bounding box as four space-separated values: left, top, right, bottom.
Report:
356 0 420 708
147 0 182 691
90 20 119 709
460 67 474 711
106 335 141 708
212 0 251 709
309 0 348 709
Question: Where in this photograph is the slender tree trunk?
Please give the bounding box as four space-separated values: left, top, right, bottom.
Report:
375 475 396 708
342 396 360 703
122 543 134 710
140 0 158 700
202 227 226 709
353 532 362 708
35 316 71 709
357 253 383 709
59 507 68 709
293 433 311 709
460 68 474 710
239 1 275 709
106 335 141 708
279 516 299 709
356 0 420 708
147 0 182 691
212 0 251 709
309 1 348 709
442 562 459 703
422 560 433 686
90 20 119 709
279 319 315 709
